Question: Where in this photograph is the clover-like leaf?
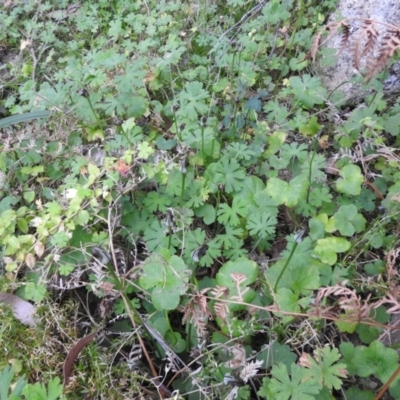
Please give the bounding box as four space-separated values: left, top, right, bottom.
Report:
325 204 366 236
313 237 351 265
215 258 259 311
336 165 364 196
266 174 309 207
139 255 189 310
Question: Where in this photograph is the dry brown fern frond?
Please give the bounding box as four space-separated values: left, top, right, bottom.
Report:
307 18 400 82
307 20 350 62
352 20 379 71
365 28 400 81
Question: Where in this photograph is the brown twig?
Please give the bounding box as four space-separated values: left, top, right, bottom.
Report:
375 364 400 400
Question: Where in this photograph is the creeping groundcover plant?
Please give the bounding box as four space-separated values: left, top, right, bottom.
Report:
2 0 400 399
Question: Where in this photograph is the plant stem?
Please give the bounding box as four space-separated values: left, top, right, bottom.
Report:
85 96 102 126
274 239 298 293
201 125 205 162
168 226 172 250
180 172 186 205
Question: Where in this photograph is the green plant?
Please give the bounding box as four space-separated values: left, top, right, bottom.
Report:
2 0 400 398
0 366 65 400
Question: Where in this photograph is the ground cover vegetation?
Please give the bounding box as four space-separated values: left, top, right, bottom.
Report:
1 0 400 399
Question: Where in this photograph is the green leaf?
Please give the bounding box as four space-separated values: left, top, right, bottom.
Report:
289 74 327 109
139 255 189 311
214 225 243 250
299 116 322 136
137 141 154 159
45 201 62 216
309 187 332 207
24 282 47 302
309 215 326 240
217 198 248 227
215 258 259 311
340 342 358 375
0 111 50 128
50 231 70 247
143 191 172 212
17 218 29 234
246 211 277 239
352 340 399 382
314 237 351 265
335 311 359 334
212 157 246 193
336 165 364 196
23 191 35 203
266 175 309 207
0 366 27 400
344 387 374 400
280 142 308 161
20 166 44 176
194 204 216 225
259 341 297 370
216 258 258 287
264 131 287 157
266 238 319 295
300 154 326 183
212 77 229 93
258 378 275 399
143 220 177 252
75 210 90 226
45 377 64 400
304 347 347 390
325 204 366 236
275 288 302 314
177 81 209 120
269 363 321 400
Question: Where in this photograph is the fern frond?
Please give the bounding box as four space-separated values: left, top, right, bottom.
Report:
362 21 379 57
365 28 400 81
309 17 400 82
337 20 351 56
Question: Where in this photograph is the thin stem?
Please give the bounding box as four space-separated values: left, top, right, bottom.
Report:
274 239 298 293
168 226 172 250
85 96 102 126
201 125 205 162
180 172 186 205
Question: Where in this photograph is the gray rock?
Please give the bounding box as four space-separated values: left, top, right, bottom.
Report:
319 0 400 104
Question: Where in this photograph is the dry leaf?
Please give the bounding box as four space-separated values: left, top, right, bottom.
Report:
115 159 130 177
0 291 38 327
325 155 339 175
35 198 43 210
318 135 330 149
143 71 156 84
227 343 246 369
25 253 36 269
34 241 45 258
20 40 31 51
